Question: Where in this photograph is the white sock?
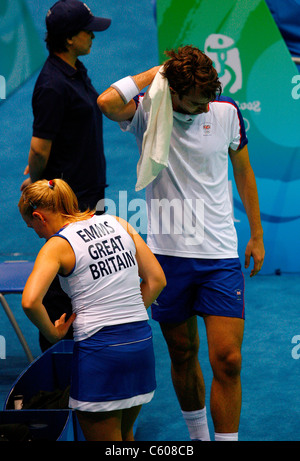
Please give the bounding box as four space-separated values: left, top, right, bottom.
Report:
214 432 238 441
181 407 211 441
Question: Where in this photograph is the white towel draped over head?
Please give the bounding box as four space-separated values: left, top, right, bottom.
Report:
135 66 173 191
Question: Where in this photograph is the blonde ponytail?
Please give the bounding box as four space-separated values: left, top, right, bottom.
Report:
19 179 94 222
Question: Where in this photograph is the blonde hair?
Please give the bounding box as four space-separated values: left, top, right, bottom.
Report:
19 179 93 222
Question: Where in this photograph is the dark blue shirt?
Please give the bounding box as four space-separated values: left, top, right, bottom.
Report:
32 54 106 208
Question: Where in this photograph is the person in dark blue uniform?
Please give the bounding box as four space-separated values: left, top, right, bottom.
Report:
21 0 111 210
21 0 111 351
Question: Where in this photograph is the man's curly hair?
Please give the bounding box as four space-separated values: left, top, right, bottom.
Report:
161 45 222 100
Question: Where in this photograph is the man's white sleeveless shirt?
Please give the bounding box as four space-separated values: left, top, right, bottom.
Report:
120 95 248 259
55 215 148 341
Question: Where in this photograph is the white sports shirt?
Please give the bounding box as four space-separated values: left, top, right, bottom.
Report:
55 215 148 341
120 95 248 259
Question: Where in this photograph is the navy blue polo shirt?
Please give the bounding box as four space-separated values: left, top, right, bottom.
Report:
32 54 106 208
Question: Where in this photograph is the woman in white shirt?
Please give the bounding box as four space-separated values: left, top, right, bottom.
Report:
19 178 166 441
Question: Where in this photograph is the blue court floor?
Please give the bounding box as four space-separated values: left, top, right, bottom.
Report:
1 0 300 442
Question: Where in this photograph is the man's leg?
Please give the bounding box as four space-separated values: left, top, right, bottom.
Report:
204 315 244 440
160 316 210 440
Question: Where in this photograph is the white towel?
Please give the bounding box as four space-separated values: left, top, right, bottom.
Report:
135 67 173 191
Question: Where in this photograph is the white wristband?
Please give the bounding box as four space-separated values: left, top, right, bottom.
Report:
111 76 139 104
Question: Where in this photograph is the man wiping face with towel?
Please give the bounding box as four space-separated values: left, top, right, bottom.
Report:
97 45 265 442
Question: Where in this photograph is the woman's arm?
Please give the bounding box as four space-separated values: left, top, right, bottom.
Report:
22 238 76 343
20 137 52 191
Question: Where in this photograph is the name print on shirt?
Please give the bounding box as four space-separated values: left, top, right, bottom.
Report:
76 220 136 280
